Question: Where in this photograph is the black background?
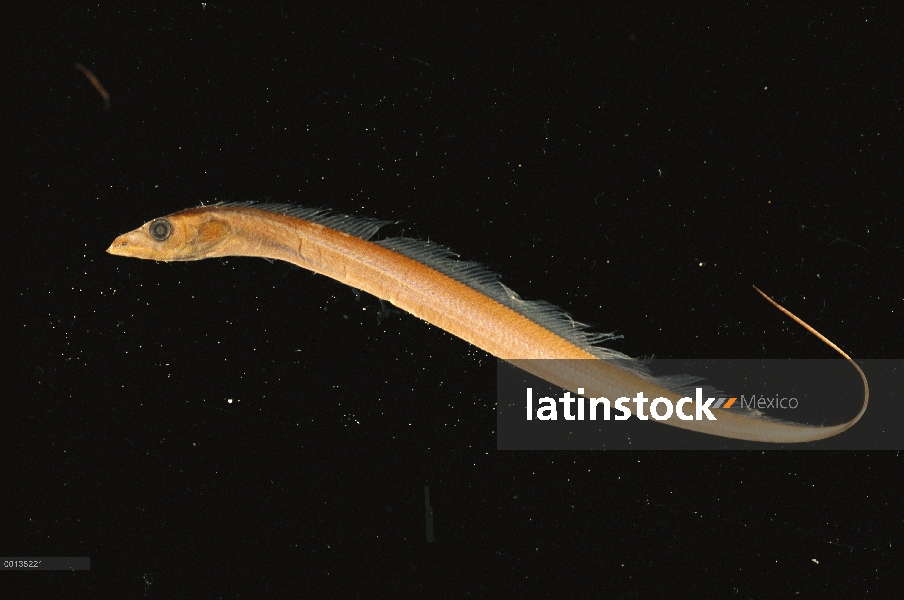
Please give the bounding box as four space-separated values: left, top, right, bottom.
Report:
14 4 904 597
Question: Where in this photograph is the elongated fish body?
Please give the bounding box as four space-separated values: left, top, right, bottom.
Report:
108 203 867 443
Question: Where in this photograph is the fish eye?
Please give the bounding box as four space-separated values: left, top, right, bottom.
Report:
149 218 172 241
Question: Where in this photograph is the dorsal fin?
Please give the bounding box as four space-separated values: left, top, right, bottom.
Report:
213 201 392 241
211 201 722 400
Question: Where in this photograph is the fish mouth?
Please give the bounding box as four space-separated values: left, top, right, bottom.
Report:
106 231 155 258
106 235 131 256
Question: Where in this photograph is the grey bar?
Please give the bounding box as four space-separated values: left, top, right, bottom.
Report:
498 359 902 449
424 486 434 543
1 557 90 571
